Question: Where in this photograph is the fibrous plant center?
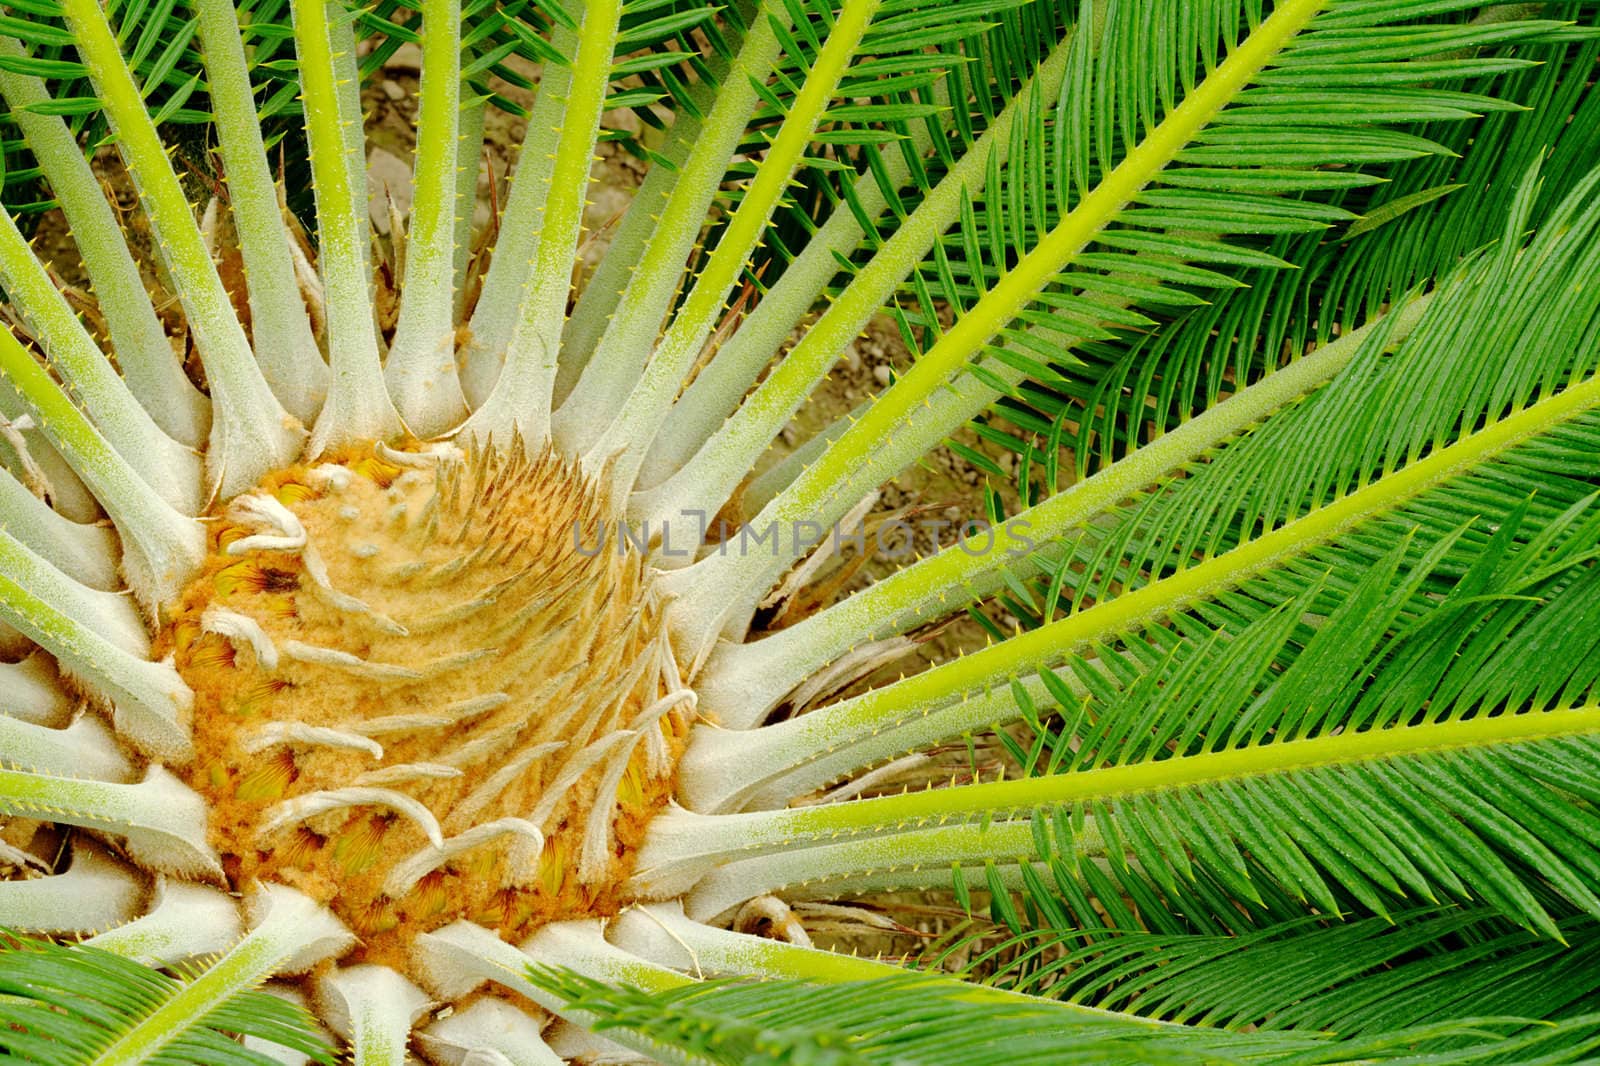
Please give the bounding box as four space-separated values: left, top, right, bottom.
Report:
160 442 689 970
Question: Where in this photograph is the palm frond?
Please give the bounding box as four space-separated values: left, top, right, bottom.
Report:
6 0 1600 1061
0 0 305 216
651 157 1600 991
664 0 1587 659
526 964 1600 1066
524 967 1316 1064
989 23 1600 487
958 908 1600 1035
0 932 336 1065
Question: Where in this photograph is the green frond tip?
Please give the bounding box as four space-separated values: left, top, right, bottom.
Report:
0 932 335 1066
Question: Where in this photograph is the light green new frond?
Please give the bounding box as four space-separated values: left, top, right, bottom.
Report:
694 68 1599 724
459 14 580 407
727 30 1597 730
632 22 1078 533
1034 162 1600 624
0 198 203 516
0 325 205 614
564 0 1075 486
681 161 1600 800
573 0 888 495
5 1 1600 1061
550 0 799 455
980 15 1597 513
0 465 119 590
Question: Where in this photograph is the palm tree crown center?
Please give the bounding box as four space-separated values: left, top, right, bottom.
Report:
158 438 689 974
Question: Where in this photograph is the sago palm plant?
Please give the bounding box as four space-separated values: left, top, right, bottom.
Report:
4 0 1600 1061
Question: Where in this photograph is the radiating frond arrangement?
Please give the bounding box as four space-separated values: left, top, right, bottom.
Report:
3 0 1600 1062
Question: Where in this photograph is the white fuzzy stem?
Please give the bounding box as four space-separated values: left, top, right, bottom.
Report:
193 0 329 423
0 346 209 610
611 900 925 982
87 884 352 1065
685 291 1432 716
0 38 210 447
0 712 132 782
610 901 1145 1024
459 23 576 407
0 529 147 655
354 762 463 787
0 466 120 590
0 842 142 934
742 397 864 512
576 0 884 495
88 878 244 966
553 6 790 451
296 0 404 453
457 0 621 449
0 530 193 760
414 918 683 1009
419 999 562 1066
453 95 487 320
281 639 423 680
634 40 1074 527
664 0 1331 654
385 0 468 435
0 391 99 521
0 205 203 514
525 919 688 991
0 652 73 727
414 919 539 1002
59 0 305 499
684 820 1036 922
317 966 432 1066
552 102 704 405
0 765 219 879
247 881 357 972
